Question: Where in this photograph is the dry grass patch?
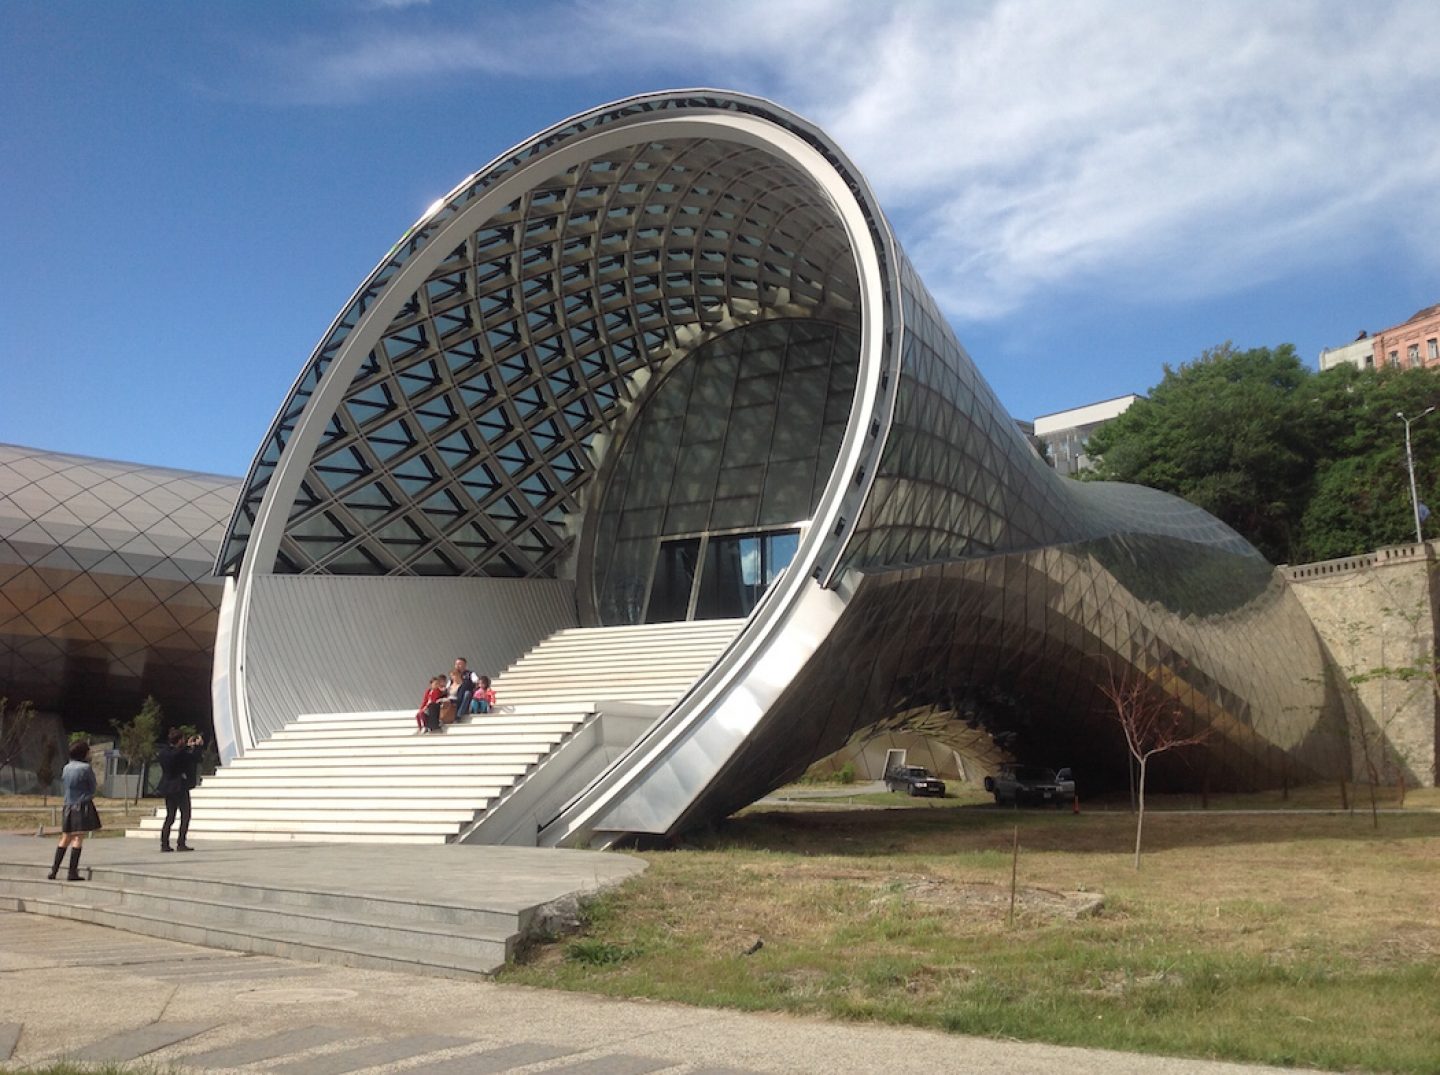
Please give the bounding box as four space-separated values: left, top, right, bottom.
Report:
503 800 1440 1073
0 794 143 837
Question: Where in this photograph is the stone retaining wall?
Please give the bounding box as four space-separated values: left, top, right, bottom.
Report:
1284 543 1438 787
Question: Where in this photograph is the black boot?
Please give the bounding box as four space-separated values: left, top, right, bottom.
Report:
66 846 86 882
48 845 65 880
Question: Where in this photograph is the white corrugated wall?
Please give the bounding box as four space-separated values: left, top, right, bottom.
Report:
242 575 578 744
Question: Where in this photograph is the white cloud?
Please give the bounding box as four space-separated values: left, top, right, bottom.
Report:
257 0 1440 320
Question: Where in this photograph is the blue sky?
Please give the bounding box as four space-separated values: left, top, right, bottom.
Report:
4 0 1438 479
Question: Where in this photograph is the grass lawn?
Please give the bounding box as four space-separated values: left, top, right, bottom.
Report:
0 794 144 837
501 793 1440 1073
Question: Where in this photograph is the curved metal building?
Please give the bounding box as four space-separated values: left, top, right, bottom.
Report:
215 91 1349 846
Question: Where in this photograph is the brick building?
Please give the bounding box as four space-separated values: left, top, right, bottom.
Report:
1320 303 1440 372
1373 303 1440 370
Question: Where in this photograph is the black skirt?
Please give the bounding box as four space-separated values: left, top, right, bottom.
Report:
62 800 102 833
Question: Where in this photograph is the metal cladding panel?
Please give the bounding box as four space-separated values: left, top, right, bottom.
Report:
671 535 1350 829
0 442 238 733
840 250 1254 571
242 575 576 744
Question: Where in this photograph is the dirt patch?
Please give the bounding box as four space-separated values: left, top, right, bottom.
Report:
1083 969 1185 997
869 874 1105 920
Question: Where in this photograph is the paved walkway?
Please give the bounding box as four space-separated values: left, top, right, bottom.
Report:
0 910 1328 1075
0 833 645 916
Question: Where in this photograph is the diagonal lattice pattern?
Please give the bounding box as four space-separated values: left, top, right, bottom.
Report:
265 140 856 578
0 443 237 729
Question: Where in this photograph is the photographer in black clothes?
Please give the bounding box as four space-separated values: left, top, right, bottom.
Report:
155 727 203 852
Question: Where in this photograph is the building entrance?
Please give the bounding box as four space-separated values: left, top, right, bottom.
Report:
586 316 860 626
645 528 800 622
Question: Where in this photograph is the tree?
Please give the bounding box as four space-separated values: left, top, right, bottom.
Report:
34 734 59 805
1297 365 1440 561
1100 669 1212 869
1084 345 1440 563
1085 343 1315 563
113 695 164 805
0 697 37 795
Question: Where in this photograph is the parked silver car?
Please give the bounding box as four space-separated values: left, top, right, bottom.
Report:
984 765 1075 807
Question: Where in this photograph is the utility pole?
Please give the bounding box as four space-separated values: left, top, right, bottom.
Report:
1398 407 1435 546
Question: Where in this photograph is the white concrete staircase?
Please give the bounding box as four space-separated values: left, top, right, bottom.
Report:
129 619 743 845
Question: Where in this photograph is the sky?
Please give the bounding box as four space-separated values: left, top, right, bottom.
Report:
3 0 1439 480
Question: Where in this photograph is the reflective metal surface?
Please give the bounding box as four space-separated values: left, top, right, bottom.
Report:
0 443 237 733
218 91 1349 845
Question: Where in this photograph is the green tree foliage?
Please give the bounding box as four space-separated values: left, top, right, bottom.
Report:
113 695 164 804
1084 345 1440 563
1300 364 1440 560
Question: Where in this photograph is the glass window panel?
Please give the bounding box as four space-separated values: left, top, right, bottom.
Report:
646 537 700 623
710 495 759 531
760 459 813 526
763 530 800 585
664 501 708 533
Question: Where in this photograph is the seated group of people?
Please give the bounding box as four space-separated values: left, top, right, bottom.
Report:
415 658 496 733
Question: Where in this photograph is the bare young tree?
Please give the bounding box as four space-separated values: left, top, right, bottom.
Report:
34 734 58 806
1100 670 1211 869
0 697 37 794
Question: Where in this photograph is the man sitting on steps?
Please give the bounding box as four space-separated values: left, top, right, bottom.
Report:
452 657 479 722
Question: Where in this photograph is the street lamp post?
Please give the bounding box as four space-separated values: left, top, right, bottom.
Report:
1397 406 1436 546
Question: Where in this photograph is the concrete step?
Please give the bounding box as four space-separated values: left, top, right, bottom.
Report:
134 817 461 836
190 788 506 805
0 870 509 976
221 763 529 777
277 719 580 734
229 750 545 766
536 623 743 644
191 771 515 788
545 620 742 635
290 707 590 723
266 723 579 740
251 732 567 751
500 649 728 667
139 807 480 823
126 830 447 844
466 693 685 710
10 860 525 933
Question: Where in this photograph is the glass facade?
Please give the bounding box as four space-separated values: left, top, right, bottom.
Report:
591 317 857 623
0 444 237 734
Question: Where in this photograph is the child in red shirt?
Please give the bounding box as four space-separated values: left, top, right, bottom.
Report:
416 675 445 733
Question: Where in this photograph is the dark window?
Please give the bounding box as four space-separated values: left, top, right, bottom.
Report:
645 538 700 623
693 528 799 620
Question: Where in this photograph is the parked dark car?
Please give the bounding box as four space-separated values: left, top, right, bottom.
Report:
984 764 1075 807
885 765 947 797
